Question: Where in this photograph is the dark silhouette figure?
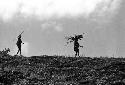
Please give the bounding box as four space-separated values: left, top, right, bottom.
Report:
73 35 83 56
65 33 84 57
16 34 24 55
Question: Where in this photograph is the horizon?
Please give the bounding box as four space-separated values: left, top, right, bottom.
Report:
0 0 125 57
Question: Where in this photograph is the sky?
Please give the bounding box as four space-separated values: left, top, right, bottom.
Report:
0 0 124 57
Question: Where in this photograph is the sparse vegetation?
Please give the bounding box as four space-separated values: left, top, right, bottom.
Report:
0 51 125 85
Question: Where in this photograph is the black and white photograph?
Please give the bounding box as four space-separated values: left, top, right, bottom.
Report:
0 0 125 84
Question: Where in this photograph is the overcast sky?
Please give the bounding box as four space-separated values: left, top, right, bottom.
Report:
0 0 125 57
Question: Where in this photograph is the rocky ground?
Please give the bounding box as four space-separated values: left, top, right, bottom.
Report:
0 52 125 85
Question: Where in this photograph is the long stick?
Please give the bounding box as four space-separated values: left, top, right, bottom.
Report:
18 31 24 37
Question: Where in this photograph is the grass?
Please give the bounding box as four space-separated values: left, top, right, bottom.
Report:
0 52 125 85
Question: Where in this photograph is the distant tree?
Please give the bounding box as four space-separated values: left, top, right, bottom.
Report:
0 48 10 55
65 33 85 57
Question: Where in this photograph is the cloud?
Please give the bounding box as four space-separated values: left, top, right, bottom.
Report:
12 41 29 56
0 0 122 21
54 24 63 32
94 0 121 16
41 21 63 32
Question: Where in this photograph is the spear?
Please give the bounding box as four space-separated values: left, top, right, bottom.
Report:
12 31 24 42
17 31 24 38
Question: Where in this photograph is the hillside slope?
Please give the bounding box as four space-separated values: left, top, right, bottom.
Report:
0 53 125 85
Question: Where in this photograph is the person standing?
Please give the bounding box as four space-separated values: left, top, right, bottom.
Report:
16 35 24 55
